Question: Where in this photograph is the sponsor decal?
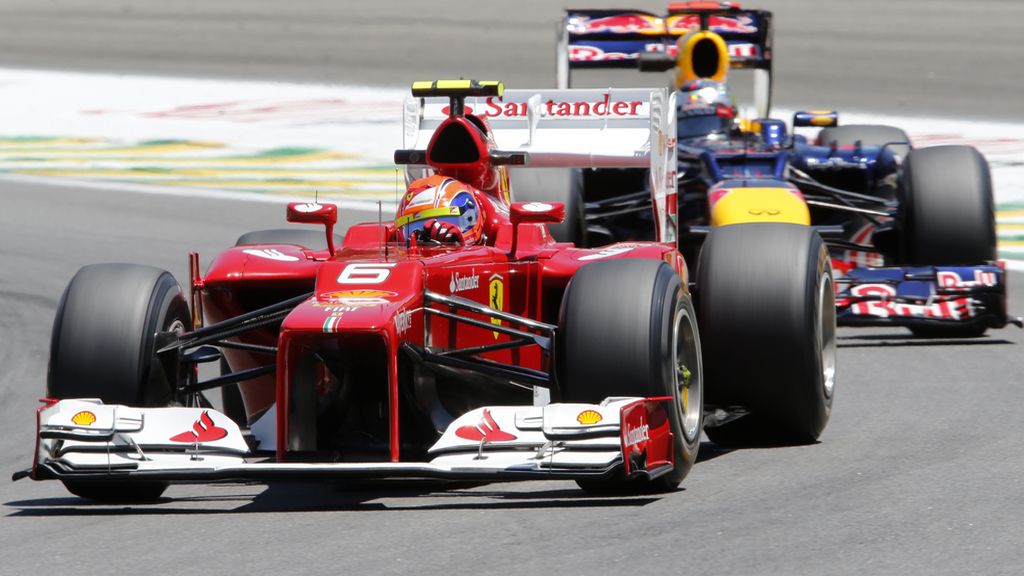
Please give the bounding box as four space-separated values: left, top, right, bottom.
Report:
455 408 517 442
937 270 998 289
293 202 324 213
450 270 480 293
571 41 758 63
70 411 96 426
394 309 412 335
623 418 650 448
576 409 603 425
483 95 643 118
314 305 358 313
569 13 663 35
319 289 397 307
169 411 228 443
667 14 758 35
569 44 636 62
489 274 504 339
441 93 644 116
243 248 300 262
578 245 637 261
643 42 760 59
521 202 553 212
848 284 974 320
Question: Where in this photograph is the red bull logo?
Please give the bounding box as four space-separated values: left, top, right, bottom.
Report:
937 270 998 289
569 13 664 35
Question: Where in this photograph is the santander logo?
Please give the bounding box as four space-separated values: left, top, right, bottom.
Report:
169 411 229 443
455 409 517 442
623 419 650 448
441 96 645 118
450 271 480 293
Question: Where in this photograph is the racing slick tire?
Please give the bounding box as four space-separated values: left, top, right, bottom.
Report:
236 228 343 250
510 168 586 246
817 124 910 156
697 223 836 446
897 145 996 337
558 259 702 492
48 263 192 502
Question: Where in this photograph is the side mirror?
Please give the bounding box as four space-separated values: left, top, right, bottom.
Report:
287 202 338 255
792 110 839 128
510 201 565 226
509 202 564 258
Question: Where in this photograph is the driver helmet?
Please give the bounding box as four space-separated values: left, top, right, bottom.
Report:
676 79 737 141
395 174 484 244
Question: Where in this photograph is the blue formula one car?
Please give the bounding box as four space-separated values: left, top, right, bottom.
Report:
539 1 1019 339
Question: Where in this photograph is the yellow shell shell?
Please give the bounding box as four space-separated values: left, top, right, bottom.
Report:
576 410 603 425
71 411 97 426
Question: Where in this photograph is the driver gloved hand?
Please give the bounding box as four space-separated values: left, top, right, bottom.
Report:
414 218 465 245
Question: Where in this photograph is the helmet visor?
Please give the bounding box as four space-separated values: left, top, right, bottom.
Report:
396 206 476 240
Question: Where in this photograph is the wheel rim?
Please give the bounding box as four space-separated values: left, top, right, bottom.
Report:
157 317 188 406
673 302 702 443
819 274 837 399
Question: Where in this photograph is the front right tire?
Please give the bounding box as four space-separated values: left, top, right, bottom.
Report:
558 259 702 492
48 263 192 502
897 145 996 338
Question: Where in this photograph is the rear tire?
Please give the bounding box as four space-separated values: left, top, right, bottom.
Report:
558 259 702 492
698 224 835 446
48 263 192 502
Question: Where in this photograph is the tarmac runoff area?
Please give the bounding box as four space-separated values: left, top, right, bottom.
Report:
0 67 1022 265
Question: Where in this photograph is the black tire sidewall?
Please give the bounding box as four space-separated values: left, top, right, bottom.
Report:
899 145 995 265
698 224 832 444
48 264 191 406
558 259 699 487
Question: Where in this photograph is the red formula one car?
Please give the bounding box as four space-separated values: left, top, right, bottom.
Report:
18 80 832 502
19 80 705 501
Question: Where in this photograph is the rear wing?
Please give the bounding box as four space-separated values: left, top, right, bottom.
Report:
402 87 679 241
557 5 774 115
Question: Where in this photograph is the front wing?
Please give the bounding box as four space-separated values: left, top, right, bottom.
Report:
27 397 674 485
835 264 1014 330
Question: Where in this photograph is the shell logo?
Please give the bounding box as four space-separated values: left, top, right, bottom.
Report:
71 411 96 426
576 410 603 425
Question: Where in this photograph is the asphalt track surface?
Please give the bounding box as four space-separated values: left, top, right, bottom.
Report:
2 2 1024 575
